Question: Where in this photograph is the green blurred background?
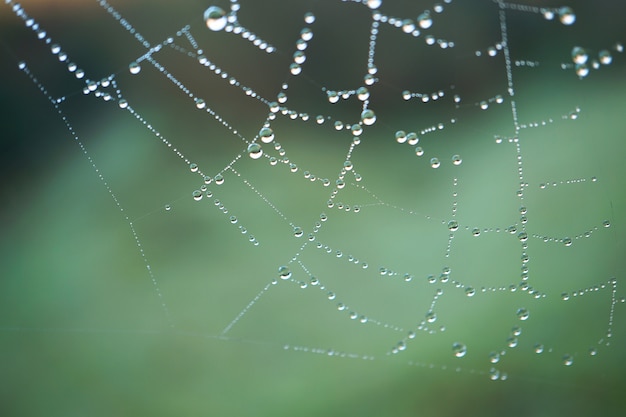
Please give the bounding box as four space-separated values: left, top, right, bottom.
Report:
1 0 626 416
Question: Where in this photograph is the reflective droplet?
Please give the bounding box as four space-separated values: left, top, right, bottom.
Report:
259 127 275 143
395 130 407 144
489 367 500 381
465 287 475 297
214 174 224 185
247 143 263 159
558 7 576 25
129 61 141 75
406 132 418 145
426 311 437 323
447 220 459 231
204 6 227 31
289 63 301 75
229 215 238 224
488 351 500 364
418 12 433 29
472 228 481 237
516 307 529 321
452 154 462 165
534 343 544 354
357 87 369 101
300 27 313 41
563 237 573 247
361 109 377 125
278 266 292 280
571 46 588 64
164 204 172 211
402 19 415 33
452 342 467 358
192 190 202 201
563 354 574 366
589 347 598 356
415 147 424 156
366 0 382 10
603 220 611 228
430 157 440 168
304 12 315 24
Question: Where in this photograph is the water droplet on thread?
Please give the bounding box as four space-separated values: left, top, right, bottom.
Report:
204 6 227 31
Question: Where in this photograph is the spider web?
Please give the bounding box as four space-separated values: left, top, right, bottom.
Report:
1 0 626 415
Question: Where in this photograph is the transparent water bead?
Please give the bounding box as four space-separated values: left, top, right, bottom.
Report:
430 157 440 168
204 6 227 31
361 109 376 125
452 342 467 358
278 266 292 280
247 143 263 159
558 7 576 25
366 0 382 10
516 307 529 321
129 61 141 75
259 127 274 143
571 46 588 64
418 12 432 29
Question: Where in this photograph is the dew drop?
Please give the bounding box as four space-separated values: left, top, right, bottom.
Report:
278 265 292 280
516 307 529 321
447 220 459 231
259 127 275 143
415 147 424 157
417 12 433 29
426 311 437 323
534 343 544 354
164 204 172 211
558 7 576 25
357 87 370 101
361 109 377 125
598 50 612 65
129 61 141 75
563 354 574 366
452 342 467 358
247 143 263 159
204 6 227 31
571 46 588 64
430 157 440 168
465 287 475 297
395 130 407 144
452 154 462 165
366 0 382 10
563 237 573 247
214 174 224 185
192 190 203 201
488 351 500 364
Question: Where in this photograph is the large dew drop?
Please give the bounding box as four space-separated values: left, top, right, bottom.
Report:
361 109 376 125
204 6 227 31
366 0 382 10
129 61 141 75
247 143 263 159
452 342 467 358
278 266 292 280
558 7 576 25
259 127 275 143
417 12 433 29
